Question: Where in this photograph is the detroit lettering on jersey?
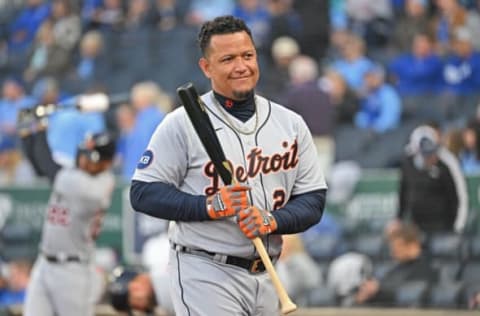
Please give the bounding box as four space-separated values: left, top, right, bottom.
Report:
204 139 299 196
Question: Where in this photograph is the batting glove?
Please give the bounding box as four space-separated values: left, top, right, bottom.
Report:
207 184 251 220
236 206 277 239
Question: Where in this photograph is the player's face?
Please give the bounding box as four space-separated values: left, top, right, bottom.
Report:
199 31 259 100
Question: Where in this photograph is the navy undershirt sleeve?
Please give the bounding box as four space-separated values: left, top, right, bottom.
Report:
271 189 327 234
130 180 210 221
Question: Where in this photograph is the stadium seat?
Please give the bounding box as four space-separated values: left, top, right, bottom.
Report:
306 286 337 307
460 262 480 284
393 280 429 308
303 233 340 263
469 235 480 261
427 281 463 309
433 261 461 282
427 232 466 261
349 233 387 260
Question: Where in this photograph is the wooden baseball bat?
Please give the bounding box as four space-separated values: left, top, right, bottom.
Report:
177 82 297 315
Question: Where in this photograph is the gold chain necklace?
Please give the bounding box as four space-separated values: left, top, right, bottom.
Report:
211 94 259 136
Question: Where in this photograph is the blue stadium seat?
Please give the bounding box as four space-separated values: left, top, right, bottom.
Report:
427 233 466 260
349 233 387 260
306 286 337 307
427 281 463 309
303 233 341 263
393 280 429 308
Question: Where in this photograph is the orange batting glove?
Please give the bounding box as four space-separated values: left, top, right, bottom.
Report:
207 184 251 220
236 206 277 239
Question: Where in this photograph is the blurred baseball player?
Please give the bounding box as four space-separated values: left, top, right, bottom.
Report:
17 105 116 316
130 15 327 315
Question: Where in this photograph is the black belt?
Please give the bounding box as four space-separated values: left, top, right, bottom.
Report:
172 243 272 274
43 253 83 263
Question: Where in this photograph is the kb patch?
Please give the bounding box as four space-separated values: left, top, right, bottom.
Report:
137 150 153 169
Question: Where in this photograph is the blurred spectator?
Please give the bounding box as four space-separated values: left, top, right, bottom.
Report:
327 252 373 306
459 120 480 174
140 232 173 313
397 125 468 234
330 33 375 93
185 0 234 26
50 0 81 52
283 55 336 174
0 259 32 307
292 0 330 60
467 0 480 50
114 103 135 177
91 0 125 31
389 0 432 54
440 26 480 123
345 0 393 51
32 77 106 167
0 133 36 186
149 0 189 31
388 32 444 121
470 290 480 309
259 36 299 101
265 0 303 54
389 32 443 96
66 30 109 93
6 0 51 53
115 81 169 180
277 234 323 301
433 0 478 55
232 0 271 51
23 20 70 84
124 0 154 30
355 64 402 134
81 0 103 30
355 223 437 306
320 68 359 126
0 77 36 137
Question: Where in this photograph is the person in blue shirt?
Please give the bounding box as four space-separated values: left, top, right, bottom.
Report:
0 77 36 136
355 65 402 133
330 33 375 93
459 120 480 175
232 0 271 50
389 32 444 97
32 77 106 167
116 81 169 180
441 26 480 122
388 32 444 122
0 260 32 307
7 0 52 53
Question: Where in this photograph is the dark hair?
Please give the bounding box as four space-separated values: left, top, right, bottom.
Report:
390 222 421 244
198 15 253 56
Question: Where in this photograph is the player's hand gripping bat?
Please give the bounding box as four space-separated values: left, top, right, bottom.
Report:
177 82 297 315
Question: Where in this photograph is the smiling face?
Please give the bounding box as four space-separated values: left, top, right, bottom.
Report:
198 31 259 100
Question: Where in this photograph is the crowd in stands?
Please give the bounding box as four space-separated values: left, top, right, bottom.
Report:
1 0 480 313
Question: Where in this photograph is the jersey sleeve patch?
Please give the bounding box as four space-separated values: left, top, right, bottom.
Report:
137 150 154 169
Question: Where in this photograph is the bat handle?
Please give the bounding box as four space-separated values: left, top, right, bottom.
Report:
252 237 297 315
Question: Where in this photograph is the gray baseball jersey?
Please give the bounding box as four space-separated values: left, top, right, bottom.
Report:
133 91 326 257
24 167 114 316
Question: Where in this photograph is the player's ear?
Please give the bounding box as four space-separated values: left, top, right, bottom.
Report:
198 57 212 79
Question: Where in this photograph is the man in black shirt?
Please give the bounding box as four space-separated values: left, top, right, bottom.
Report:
355 223 437 306
397 125 468 233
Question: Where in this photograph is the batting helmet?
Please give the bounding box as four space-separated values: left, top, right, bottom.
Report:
107 266 142 312
77 131 116 163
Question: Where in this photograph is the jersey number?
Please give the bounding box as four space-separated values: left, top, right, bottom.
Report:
47 205 70 226
272 189 286 210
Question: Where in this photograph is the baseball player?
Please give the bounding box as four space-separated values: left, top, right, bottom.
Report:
17 105 116 316
130 15 327 316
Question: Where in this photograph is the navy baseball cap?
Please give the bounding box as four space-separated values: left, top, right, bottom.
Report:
418 136 439 156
